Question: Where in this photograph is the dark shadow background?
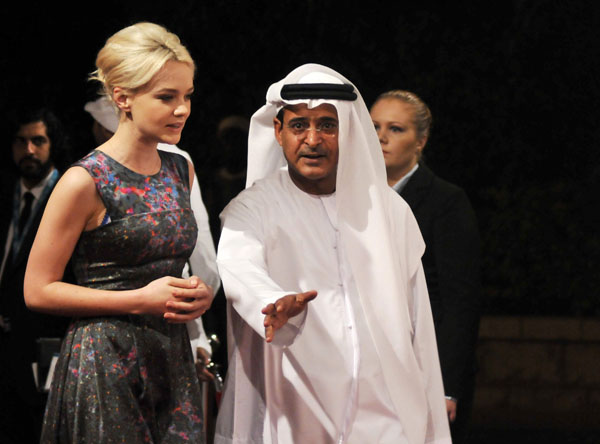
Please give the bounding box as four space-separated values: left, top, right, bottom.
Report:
1 1 598 315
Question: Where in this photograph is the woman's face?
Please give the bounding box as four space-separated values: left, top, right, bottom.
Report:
370 98 426 181
125 60 195 146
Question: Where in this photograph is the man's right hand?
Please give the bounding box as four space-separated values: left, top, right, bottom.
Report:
261 290 317 343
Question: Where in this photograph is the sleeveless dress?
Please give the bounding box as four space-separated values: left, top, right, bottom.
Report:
41 150 205 443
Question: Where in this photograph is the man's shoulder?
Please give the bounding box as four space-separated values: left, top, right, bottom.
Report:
236 169 287 198
222 170 288 216
0 172 17 201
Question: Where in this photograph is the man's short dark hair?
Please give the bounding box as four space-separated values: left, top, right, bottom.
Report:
275 107 286 126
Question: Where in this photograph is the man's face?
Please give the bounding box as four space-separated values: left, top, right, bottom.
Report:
12 120 53 185
274 103 339 195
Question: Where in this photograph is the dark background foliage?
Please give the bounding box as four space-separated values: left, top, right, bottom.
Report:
1 1 598 316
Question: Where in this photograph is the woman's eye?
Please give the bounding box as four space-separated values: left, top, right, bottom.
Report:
391 126 405 133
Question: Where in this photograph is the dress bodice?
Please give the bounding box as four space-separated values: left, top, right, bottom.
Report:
71 149 198 290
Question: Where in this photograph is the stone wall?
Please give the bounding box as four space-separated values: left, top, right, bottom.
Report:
472 316 600 429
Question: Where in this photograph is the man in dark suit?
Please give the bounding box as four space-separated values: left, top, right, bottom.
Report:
0 107 71 444
371 90 481 443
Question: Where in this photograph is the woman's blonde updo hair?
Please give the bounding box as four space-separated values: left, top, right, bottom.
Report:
90 22 195 99
373 90 432 141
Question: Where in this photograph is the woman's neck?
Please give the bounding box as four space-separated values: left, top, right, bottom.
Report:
98 126 161 175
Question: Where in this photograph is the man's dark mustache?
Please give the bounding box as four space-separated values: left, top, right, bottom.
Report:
298 147 328 157
19 156 42 168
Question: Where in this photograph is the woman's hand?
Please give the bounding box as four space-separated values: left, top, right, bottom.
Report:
140 275 213 322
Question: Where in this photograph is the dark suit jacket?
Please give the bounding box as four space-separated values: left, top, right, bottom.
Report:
399 163 481 401
0 173 71 407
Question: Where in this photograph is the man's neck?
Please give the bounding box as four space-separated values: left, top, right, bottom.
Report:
288 169 336 196
22 178 40 191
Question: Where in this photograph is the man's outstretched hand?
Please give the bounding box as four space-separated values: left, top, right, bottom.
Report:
261 290 317 343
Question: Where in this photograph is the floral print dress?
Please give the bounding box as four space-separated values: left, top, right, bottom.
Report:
41 149 204 443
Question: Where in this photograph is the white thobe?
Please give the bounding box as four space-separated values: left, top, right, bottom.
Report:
215 170 448 444
157 144 220 357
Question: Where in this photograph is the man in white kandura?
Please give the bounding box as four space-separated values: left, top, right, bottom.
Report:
214 64 451 444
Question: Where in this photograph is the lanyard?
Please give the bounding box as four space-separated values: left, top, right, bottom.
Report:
10 169 59 260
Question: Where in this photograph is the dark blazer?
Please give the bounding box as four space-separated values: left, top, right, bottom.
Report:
399 162 481 402
0 172 71 443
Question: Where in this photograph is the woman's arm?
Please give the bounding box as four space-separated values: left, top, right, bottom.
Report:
24 166 210 321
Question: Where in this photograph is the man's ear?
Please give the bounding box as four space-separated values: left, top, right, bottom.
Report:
113 87 132 113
